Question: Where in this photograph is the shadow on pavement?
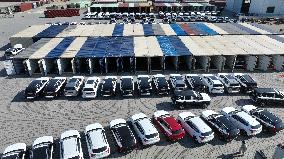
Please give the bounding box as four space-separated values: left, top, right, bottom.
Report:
156 102 175 111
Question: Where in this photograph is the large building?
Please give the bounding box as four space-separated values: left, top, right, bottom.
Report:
226 0 284 15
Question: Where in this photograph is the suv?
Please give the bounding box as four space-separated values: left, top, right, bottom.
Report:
60 130 84 159
129 113 160 146
5 44 25 59
137 75 152 95
110 118 137 152
185 74 206 92
177 112 214 143
82 77 100 98
30 136 53 159
153 74 169 95
234 73 258 93
64 76 85 97
171 90 211 109
250 88 284 107
221 107 262 136
201 74 224 94
43 77 67 98
242 105 284 133
2 143 27 159
201 110 240 141
101 76 117 97
25 77 50 99
218 73 241 93
153 110 185 141
120 76 134 96
85 123 110 159
169 74 187 91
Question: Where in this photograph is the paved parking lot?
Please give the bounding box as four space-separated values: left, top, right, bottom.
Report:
1 8 284 159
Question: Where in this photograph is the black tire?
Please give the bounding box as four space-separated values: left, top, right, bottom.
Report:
179 105 184 110
259 102 265 107
202 103 207 109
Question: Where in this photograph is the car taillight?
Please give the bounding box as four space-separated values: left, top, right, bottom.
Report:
200 136 205 140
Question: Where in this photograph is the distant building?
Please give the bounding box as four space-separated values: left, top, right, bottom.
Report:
226 0 284 15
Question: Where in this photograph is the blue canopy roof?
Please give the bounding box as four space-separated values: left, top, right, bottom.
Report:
143 24 155 36
232 23 260 35
112 24 124 36
45 37 75 58
170 24 187 36
35 25 68 38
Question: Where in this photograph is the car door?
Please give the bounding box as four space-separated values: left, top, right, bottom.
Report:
184 120 195 136
159 119 171 136
134 122 144 139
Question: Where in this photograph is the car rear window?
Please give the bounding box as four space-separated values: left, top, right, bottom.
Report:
213 84 223 87
83 88 94 92
93 146 107 153
201 130 213 136
145 133 158 139
251 124 261 129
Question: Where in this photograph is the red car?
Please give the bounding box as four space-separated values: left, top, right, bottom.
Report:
153 110 185 141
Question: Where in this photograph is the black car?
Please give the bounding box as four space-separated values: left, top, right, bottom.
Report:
43 77 67 98
234 73 257 93
185 74 206 92
153 74 169 95
25 77 50 99
64 76 84 97
242 105 284 133
250 88 284 107
101 76 117 97
30 136 53 159
137 75 152 95
202 110 240 141
120 76 134 96
171 90 211 109
110 119 137 152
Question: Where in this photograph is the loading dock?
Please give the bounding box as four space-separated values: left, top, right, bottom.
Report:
178 55 192 71
150 56 163 72
135 57 149 72
43 58 58 75
57 58 74 74
164 56 178 71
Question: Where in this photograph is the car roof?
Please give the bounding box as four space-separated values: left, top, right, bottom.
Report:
202 110 219 118
138 75 150 78
131 113 147 121
84 77 99 88
186 74 199 77
85 123 103 132
33 136 53 147
4 143 26 154
62 136 79 158
190 117 212 133
242 105 257 112
154 74 165 78
178 112 196 120
136 117 158 135
254 88 276 93
105 76 117 79
163 117 181 131
154 110 170 118
87 127 107 149
236 111 260 126
222 107 237 114
110 118 126 128
121 76 133 79
170 74 182 77
61 130 80 140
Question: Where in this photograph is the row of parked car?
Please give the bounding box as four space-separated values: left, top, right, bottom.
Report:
84 12 156 20
2 105 283 159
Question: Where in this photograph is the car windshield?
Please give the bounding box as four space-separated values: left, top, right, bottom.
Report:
121 78 132 89
103 79 113 90
140 77 150 88
92 146 107 153
32 146 49 159
86 80 95 84
213 84 223 87
157 77 166 87
216 116 235 131
251 124 261 129
201 130 213 136
172 129 183 135
145 133 158 139
83 88 94 91
191 76 202 85
243 75 255 83
209 76 218 80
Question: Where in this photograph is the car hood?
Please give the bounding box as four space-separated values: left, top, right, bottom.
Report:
200 93 211 101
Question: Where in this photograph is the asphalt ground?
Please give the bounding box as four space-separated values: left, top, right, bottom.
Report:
1 5 284 159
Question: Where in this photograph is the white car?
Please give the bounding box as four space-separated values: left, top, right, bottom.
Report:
221 107 262 136
85 123 110 159
30 136 53 159
137 75 152 95
2 143 27 159
177 112 214 143
101 76 117 97
60 130 84 159
64 76 85 97
129 113 160 145
110 118 137 152
201 74 224 94
120 76 134 96
82 77 100 98
5 44 25 59
169 74 187 91
70 22 77 25
217 73 241 93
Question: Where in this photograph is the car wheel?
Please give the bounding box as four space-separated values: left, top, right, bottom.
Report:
179 105 184 110
202 103 207 109
259 102 265 107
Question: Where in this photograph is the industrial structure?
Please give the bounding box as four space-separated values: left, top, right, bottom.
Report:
4 22 284 76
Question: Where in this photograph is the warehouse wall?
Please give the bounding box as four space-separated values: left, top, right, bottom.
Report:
249 0 284 15
226 0 243 13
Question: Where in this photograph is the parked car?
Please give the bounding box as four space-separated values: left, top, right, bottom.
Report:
109 18 117 24
137 75 152 95
185 74 206 92
110 118 137 152
129 113 160 145
85 123 110 159
25 77 50 99
250 88 284 107
30 136 53 159
64 76 84 97
201 74 224 94
169 74 187 91
5 44 25 59
101 76 117 97
82 77 100 98
60 130 83 159
217 73 241 93
242 105 284 133
153 110 185 141
171 90 211 109
43 77 67 98
221 107 262 136
1 143 27 159
177 112 214 143
234 73 257 93
153 74 169 95
201 110 240 141
120 76 134 96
